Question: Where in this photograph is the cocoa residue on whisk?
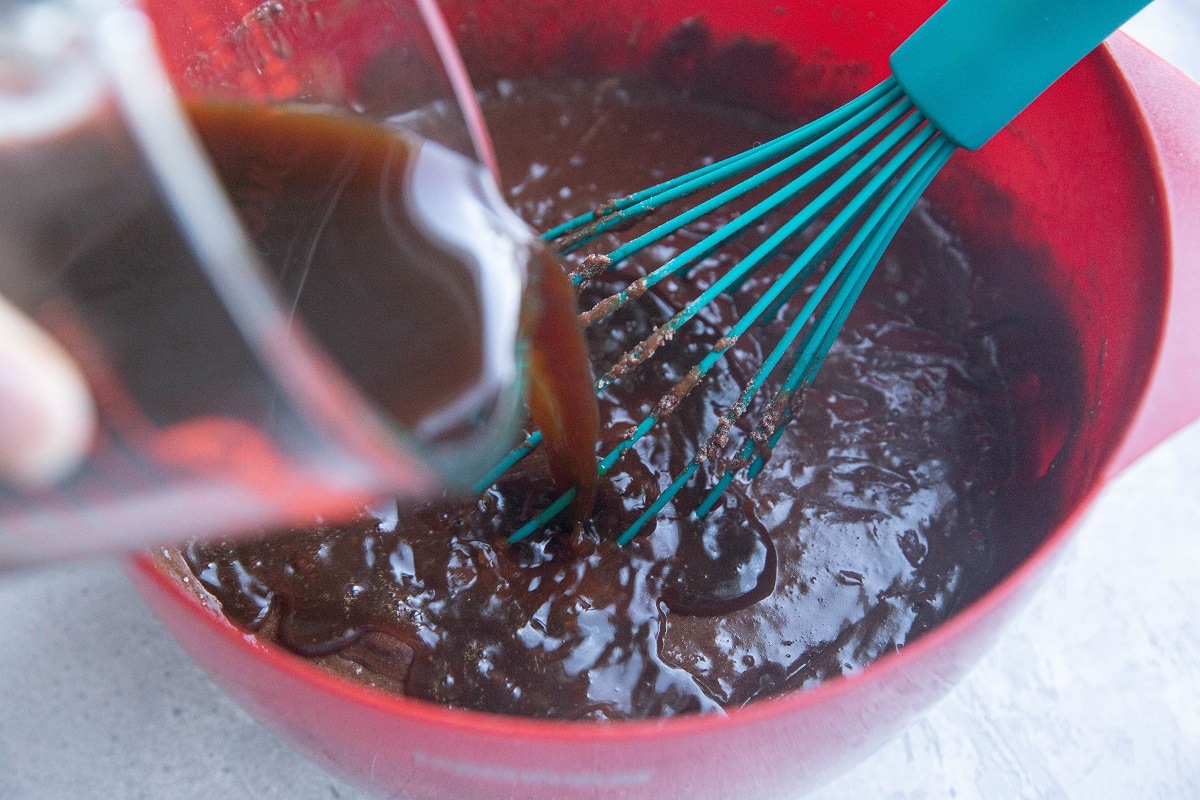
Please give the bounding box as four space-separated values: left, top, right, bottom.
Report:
580 275 651 327
731 389 808 471
696 400 746 463
557 200 652 251
652 362 705 419
570 253 612 285
597 321 675 390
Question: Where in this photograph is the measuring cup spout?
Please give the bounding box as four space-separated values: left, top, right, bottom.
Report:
1106 34 1200 476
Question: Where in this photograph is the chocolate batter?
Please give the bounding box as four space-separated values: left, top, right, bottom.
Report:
184 78 1079 720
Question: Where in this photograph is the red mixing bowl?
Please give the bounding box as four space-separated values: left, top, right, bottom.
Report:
129 1 1200 798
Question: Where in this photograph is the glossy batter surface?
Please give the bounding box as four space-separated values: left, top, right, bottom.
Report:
185 78 1072 720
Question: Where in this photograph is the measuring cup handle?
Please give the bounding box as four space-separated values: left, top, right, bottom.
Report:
1106 33 1200 476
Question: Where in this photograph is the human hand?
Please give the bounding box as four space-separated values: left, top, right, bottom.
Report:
0 295 95 487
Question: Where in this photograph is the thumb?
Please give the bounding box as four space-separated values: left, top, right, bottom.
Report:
0 295 96 488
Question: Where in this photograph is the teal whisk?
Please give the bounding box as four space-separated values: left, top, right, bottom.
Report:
480 0 1153 543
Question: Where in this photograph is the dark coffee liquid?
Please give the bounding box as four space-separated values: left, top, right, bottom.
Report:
36 103 522 438
190 102 594 482
184 79 1079 720
192 103 513 441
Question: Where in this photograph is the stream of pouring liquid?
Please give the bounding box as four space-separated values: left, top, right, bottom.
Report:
524 245 600 517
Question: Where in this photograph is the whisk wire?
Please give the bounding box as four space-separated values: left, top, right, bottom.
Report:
590 99 923 394
585 83 908 268
591 109 931 416
793 138 959 388
542 78 902 250
472 428 543 492
506 109 952 544
577 93 916 338
619 123 949 542
703 136 957 513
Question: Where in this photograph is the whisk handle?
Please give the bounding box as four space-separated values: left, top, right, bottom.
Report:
890 0 1152 149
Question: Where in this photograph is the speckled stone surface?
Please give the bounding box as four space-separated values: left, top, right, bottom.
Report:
2 4 1198 798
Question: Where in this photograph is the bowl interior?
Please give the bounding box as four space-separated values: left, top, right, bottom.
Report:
134 0 1169 797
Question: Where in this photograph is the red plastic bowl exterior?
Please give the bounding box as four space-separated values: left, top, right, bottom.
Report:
130 1 1200 798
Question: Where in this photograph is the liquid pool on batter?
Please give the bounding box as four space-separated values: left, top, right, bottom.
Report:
182 77 1078 720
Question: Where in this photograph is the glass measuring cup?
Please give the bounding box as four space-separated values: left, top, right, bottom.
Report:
0 0 532 569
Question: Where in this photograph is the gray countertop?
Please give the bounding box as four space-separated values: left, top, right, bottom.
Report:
3 4 1199 798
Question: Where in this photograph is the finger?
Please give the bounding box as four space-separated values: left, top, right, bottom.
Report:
0 295 96 487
